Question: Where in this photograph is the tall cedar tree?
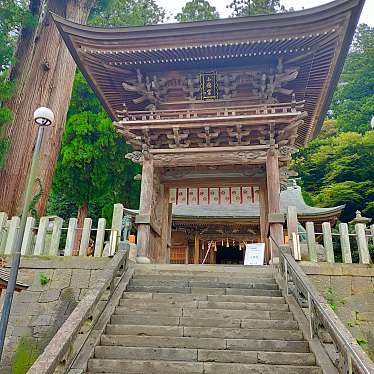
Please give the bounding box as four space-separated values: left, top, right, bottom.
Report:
0 0 96 217
47 0 164 236
0 1 33 167
175 0 219 22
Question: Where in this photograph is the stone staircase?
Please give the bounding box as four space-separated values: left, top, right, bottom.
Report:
87 264 322 373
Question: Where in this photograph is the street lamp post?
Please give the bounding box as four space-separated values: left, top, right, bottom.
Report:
0 107 54 359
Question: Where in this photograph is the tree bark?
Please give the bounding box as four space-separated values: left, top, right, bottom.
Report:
74 201 88 255
0 0 95 216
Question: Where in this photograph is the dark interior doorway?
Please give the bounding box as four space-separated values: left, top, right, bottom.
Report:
216 245 244 265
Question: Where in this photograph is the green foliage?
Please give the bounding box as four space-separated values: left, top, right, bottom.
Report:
325 287 337 311
357 337 369 347
228 0 285 17
38 272 49 286
176 0 219 22
11 337 39 374
49 111 140 221
89 0 165 27
293 130 374 221
331 24 374 133
67 71 103 117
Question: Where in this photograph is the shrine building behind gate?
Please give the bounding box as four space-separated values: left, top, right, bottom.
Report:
53 0 364 263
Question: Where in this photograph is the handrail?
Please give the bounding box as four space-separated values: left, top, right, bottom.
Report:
270 236 374 374
27 249 129 374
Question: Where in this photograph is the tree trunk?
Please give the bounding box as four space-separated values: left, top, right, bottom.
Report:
74 201 88 255
0 0 95 216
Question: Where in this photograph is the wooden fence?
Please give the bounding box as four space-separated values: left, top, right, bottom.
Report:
286 206 374 264
0 204 126 257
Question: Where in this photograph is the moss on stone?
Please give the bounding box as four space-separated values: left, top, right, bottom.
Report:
11 337 39 374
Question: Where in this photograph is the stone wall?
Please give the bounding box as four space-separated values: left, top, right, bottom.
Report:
301 262 374 360
0 256 110 373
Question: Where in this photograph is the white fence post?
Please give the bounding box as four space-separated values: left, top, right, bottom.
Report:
34 217 49 255
111 203 124 242
21 217 36 255
305 222 317 262
79 218 92 256
322 222 334 263
94 218 106 257
339 223 352 264
49 217 63 256
4 216 20 255
355 223 370 264
64 218 77 256
0 212 8 254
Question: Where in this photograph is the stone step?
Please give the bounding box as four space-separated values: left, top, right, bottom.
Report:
94 346 316 365
134 264 273 274
110 315 299 330
122 291 286 304
105 324 303 340
88 359 321 373
115 306 293 320
133 274 276 283
126 285 282 296
118 299 289 311
129 278 279 290
101 335 310 352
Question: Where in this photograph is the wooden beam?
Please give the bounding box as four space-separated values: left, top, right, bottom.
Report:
163 177 266 188
153 149 268 167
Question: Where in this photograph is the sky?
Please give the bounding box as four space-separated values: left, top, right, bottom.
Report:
156 0 374 25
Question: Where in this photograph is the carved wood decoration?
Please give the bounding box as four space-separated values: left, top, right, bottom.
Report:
121 62 299 113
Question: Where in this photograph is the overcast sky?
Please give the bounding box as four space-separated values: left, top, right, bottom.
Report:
156 0 373 25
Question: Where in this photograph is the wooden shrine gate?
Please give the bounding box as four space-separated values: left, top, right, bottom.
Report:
53 0 363 263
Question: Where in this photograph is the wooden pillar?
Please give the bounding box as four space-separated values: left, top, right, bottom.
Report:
167 202 172 263
194 234 199 264
266 148 284 257
259 184 270 262
160 185 170 264
137 156 154 258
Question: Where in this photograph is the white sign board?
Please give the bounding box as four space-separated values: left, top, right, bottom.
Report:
244 243 265 266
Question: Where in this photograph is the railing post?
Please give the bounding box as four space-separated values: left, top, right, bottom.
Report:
285 260 289 296
64 218 77 256
305 222 317 262
339 223 352 264
79 218 92 256
21 217 35 255
355 223 370 264
322 222 334 263
370 224 374 246
308 292 313 339
4 216 20 255
94 218 106 257
34 216 49 255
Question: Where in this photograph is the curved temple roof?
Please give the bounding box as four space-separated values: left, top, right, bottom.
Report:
52 0 364 146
